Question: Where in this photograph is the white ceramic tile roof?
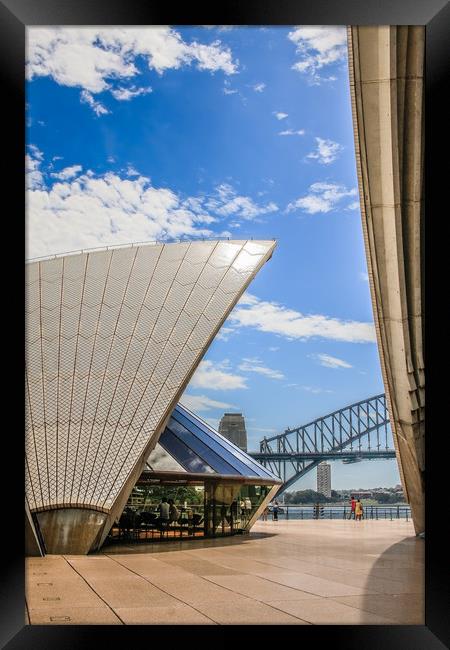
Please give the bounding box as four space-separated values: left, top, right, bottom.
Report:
25 240 275 513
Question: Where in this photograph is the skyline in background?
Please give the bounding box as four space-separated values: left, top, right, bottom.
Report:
26 25 401 490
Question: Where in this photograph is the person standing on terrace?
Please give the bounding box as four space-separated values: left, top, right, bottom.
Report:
348 495 356 520
355 499 364 521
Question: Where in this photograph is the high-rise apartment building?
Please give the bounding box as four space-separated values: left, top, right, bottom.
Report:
317 461 331 498
219 413 248 452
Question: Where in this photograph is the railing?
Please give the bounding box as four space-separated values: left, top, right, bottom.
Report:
264 505 411 521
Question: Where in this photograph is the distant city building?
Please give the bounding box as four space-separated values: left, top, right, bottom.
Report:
219 413 248 452
317 461 331 498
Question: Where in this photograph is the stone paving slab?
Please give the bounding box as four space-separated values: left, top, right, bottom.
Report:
72 575 181 608
252 570 371 597
28 606 122 625
142 573 253 606
331 593 425 624
114 604 216 625
155 554 243 576
25 520 424 625
203 574 322 603
191 599 309 624
265 598 394 625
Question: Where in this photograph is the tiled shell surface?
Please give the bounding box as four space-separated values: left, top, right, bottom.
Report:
25 240 275 512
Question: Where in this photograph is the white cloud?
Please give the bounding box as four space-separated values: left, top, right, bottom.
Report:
190 39 238 74
311 353 353 369
188 360 247 391
249 426 278 434
80 90 109 116
288 26 347 84
204 417 220 430
274 112 288 120
231 293 376 343
359 271 369 282
110 85 152 101
238 357 284 380
26 153 277 257
215 326 236 342
222 79 239 95
347 201 360 211
125 165 140 177
179 393 236 412
269 346 279 352
279 129 305 136
27 27 238 113
285 383 333 394
26 162 217 258
26 145 44 190
252 82 266 92
300 385 334 394
201 26 235 32
207 183 277 221
286 182 357 214
307 137 343 164
50 164 82 181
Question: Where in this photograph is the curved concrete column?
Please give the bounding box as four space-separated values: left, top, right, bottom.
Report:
347 26 425 534
25 501 43 556
35 508 108 555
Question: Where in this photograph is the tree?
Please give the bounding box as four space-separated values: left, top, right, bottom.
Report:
283 489 328 504
375 492 405 504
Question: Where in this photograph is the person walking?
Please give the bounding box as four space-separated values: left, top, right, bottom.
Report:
355 499 364 521
348 495 356 520
261 506 269 521
272 500 279 521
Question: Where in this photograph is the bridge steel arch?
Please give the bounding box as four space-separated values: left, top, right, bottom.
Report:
251 394 394 494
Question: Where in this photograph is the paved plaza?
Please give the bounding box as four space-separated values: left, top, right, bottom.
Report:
25 519 424 625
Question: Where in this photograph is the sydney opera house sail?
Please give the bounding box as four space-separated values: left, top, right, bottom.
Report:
25 240 276 553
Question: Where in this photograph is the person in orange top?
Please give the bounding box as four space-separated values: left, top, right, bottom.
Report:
355 499 364 521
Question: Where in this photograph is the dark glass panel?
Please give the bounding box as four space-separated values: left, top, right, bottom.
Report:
170 412 254 476
175 404 278 480
158 428 215 474
167 419 240 475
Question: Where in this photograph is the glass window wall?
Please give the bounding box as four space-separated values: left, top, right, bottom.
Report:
105 479 273 546
106 481 205 544
204 482 272 536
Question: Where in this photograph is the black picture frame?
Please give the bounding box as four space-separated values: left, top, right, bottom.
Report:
1 0 448 647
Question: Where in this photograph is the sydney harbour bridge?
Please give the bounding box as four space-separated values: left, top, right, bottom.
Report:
250 394 396 494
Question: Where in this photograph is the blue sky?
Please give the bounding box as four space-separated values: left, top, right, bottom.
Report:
26 25 401 490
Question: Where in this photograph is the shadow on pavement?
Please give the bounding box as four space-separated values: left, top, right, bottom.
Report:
98 530 278 555
361 536 425 624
